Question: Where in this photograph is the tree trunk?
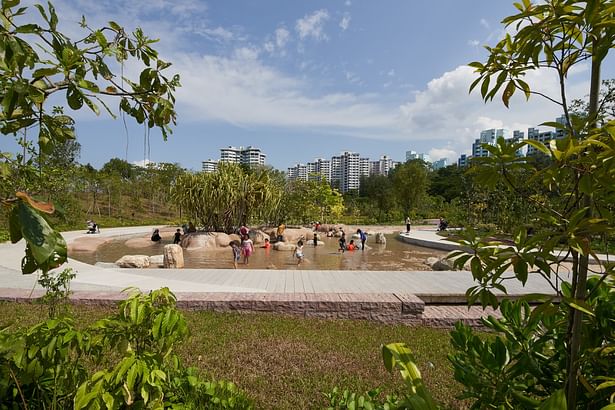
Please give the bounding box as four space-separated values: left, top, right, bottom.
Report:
566 36 601 409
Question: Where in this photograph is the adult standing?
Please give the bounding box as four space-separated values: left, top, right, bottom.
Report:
357 229 367 251
405 216 411 233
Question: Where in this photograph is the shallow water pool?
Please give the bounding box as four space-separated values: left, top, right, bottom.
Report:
71 233 447 271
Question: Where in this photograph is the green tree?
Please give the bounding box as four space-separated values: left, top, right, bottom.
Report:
359 174 397 222
428 165 465 203
1 0 179 275
456 0 615 407
390 160 430 217
170 163 282 232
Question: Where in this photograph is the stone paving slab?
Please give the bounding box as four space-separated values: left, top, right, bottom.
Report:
0 288 503 327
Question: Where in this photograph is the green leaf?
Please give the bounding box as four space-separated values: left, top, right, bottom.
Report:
2 0 20 10
9 206 22 243
502 80 516 108
77 79 100 93
16 201 65 268
15 23 40 33
67 85 83 110
538 389 566 409
564 298 595 317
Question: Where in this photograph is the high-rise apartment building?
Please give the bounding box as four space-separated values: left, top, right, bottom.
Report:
360 157 370 178
287 163 308 181
202 159 218 173
432 158 448 170
306 158 331 182
406 150 431 163
458 154 471 167
219 146 266 167
369 155 398 176
339 151 361 193
330 155 342 190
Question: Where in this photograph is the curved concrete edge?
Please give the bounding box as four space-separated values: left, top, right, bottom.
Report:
399 231 611 265
0 288 500 328
398 231 462 251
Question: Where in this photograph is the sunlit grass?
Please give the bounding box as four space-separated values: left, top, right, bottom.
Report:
1 302 467 409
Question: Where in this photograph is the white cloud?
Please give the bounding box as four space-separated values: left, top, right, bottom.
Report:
480 18 490 29
468 39 480 47
233 46 260 60
345 0 352 6
275 27 290 48
387 69 395 77
195 26 234 42
428 147 458 164
263 41 275 53
296 9 330 41
344 71 360 84
339 15 351 31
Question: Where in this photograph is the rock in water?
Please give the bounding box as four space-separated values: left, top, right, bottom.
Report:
375 232 386 244
427 256 454 271
249 229 270 245
164 244 184 268
273 242 296 251
116 255 150 268
149 255 164 267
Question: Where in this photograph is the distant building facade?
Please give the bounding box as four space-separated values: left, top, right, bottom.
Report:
202 159 218 173
431 158 448 170
219 146 266 167
406 150 431 163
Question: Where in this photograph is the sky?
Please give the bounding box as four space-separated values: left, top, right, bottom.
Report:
2 0 614 171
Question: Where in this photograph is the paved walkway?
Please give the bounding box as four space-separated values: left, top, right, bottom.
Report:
0 226 569 326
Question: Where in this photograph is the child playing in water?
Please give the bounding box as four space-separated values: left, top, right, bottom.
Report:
313 233 318 247
241 234 254 265
347 239 356 251
338 231 346 253
230 241 241 269
294 240 304 266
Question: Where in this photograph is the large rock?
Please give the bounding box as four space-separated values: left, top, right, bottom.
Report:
427 256 455 271
149 255 164 267
116 255 150 268
273 242 296 251
249 229 270 245
375 232 387 244
163 244 184 268
214 232 232 247
181 232 236 250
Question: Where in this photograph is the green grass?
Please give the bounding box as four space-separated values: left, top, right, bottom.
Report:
0 302 467 409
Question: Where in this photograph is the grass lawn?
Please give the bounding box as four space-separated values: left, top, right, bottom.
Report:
1 302 467 409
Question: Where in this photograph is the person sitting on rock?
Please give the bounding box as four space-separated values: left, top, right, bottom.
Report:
151 228 162 242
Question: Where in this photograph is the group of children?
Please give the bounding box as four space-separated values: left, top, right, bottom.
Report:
337 229 367 253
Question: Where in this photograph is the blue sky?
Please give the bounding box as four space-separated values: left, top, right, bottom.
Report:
2 0 613 170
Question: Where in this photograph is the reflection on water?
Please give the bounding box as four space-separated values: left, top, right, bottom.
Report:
71 234 447 271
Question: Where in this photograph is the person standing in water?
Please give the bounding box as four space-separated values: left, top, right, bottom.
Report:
294 240 304 266
241 234 254 265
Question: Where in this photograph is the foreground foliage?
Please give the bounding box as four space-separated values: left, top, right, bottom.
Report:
0 288 252 409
